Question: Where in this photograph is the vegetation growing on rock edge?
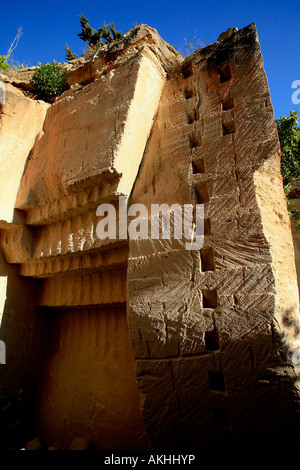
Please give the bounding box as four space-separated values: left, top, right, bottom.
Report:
0 56 9 71
32 61 66 102
276 110 300 186
0 27 23 71
64 44 78 61
64 15 123 61
78 14 123 46
276 110 300 229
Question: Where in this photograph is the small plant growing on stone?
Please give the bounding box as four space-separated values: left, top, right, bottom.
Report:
65 15 124 59
78 14 123 52
64 44 78 61
0 26 23 72
183 29 205 57
276 110 300 186
276 110 300 230
0 55 9 71
32 61 66 102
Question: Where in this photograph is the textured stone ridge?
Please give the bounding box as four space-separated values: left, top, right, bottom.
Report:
0 23 299 450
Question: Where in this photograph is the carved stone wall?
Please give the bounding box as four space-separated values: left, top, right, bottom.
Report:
128 23 300 449
0 23 299 450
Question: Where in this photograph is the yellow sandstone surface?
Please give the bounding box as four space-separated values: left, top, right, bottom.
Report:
0 23 299 450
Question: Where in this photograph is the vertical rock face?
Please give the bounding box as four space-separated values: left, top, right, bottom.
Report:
34 307 148 450
0 25 177 450
0 84 49 403
0 83 49 223
127 23 300 449
0 23 299 450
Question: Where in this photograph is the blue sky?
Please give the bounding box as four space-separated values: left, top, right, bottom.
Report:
1 0 299 119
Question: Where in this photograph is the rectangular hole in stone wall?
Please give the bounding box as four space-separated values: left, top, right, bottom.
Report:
222 121 236 135
204 326 220 351
182 63 194 78
208 370 226 391
222 96 234 110
200 247 215 271
192 157 205 174
187 108 200 124
204 218 211 235
189 132 203 149
202 289 218 308
218 64 232 83
213 408 231 428
194 181 209 204
184 87 197 99
215 49 229 65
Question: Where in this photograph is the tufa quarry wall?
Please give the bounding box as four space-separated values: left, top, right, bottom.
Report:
0 23 300 450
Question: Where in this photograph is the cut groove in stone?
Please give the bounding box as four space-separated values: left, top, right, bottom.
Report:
204 326 220 351
202 289 218 308
182 63 194 78
200 247 215 271
194 181 209 204
204 218 211 235
208 370 226 391
215 49 230 64
189 133 203 149
218 64 232 83
187 108 200 124
222 96 234 110
222 121 236 135
184 87 197 99
192 157 205 174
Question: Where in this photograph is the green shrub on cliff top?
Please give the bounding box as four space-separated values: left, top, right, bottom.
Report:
32 61 65 101
276 110 300 186
78 14 123 46
0 55 9 71
276 110 300 230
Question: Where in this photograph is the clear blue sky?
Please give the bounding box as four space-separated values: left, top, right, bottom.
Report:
1 0 299 119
